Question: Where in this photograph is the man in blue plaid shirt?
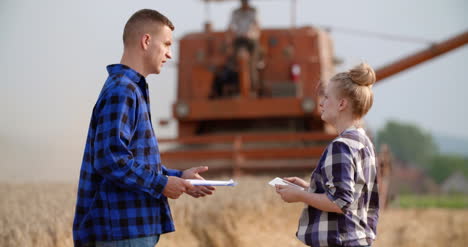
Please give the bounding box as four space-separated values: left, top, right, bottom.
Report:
73 9 215 247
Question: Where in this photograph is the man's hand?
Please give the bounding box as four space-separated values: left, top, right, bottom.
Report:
275 184 304 203
283 177 309 189
182 166 215 198
181 166 209 180
186 186 215 198
163 176 193 199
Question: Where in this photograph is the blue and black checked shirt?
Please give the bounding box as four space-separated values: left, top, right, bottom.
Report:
297 127 379 247
73 64 182 247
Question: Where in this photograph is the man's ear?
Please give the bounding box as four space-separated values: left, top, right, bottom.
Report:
141 34 151 50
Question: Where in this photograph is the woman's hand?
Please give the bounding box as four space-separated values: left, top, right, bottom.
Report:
283 177 309 189
275 184 305 203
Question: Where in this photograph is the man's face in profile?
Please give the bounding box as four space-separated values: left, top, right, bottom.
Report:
146 25 173 75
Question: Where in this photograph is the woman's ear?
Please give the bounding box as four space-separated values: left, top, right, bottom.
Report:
338 98 348 112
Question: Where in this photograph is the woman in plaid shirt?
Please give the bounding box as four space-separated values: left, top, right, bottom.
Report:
276 63 379 247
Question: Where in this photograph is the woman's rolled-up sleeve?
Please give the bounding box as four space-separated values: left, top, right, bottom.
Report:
321 141 356 213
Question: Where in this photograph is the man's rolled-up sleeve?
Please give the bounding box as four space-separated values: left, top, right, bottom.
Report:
321 141 356 213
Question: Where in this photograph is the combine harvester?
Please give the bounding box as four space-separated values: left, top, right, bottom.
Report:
159 0 468 203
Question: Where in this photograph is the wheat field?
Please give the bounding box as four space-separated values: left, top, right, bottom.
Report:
1 177 467 247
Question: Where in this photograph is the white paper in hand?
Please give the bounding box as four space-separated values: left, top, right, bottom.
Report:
186 179 237 186
268 177 305 190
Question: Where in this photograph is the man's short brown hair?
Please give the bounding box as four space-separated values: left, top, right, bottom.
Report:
123 9 175 46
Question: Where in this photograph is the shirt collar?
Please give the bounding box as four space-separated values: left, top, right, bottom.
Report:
341 125 364 136
106 64 147 86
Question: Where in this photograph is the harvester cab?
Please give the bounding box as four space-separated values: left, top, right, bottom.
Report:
172 0 335 138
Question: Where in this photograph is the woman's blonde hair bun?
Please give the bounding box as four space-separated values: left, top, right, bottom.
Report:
330 62 376 118
349 63 376 87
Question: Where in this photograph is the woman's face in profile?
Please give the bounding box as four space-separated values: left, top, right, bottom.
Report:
319 80 341 124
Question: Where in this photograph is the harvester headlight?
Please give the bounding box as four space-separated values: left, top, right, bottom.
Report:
175 102 189 118
301 97 315 113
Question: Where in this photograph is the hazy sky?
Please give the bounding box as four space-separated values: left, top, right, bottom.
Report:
1 0 467 181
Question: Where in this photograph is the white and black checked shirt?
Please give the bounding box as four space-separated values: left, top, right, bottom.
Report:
297 127 379 247
229 7 260 40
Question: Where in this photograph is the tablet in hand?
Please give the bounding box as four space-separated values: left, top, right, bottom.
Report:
268 177 305 190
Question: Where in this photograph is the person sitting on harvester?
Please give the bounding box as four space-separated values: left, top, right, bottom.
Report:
227 0 261 92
